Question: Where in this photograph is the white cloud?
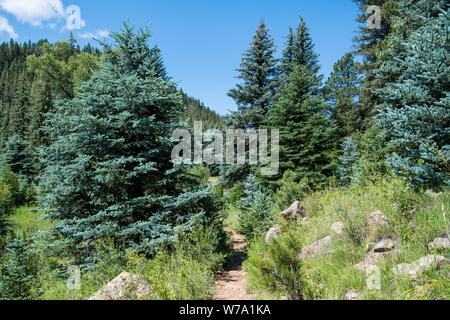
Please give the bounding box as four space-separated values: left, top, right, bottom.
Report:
0 14 17 38
79 29 109 39
97 29 109 37
0 0 65 27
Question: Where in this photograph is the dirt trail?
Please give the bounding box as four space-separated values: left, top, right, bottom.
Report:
213 227 253 300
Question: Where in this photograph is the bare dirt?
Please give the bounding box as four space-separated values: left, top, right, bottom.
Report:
213 227 254 300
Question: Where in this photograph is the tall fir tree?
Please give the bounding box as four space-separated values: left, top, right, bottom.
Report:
27 80 53 150
2 134 33 179
323 52 362 138
375 0 449 189
352 0 400 128
280 16 322 93
266 65 338 188
228 21 279 129
8 73 30 139
38 23 223 264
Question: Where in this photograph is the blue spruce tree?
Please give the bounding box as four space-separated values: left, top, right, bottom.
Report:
38 23 223 264
376 1 449 189
336 137 361 185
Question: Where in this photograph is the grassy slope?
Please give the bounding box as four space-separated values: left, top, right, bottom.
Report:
245 177 450 300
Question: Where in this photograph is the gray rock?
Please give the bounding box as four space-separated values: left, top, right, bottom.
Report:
425 190 442 199
299 236 332 260
427 237 450 251
265 224 281 244
356 252 388 272
344 290 362 300
89 272 151 300
366 211 388 237
281 201 306 220
373 238 395 252
392 255 449 278
331 222 345 236
356 248 399 273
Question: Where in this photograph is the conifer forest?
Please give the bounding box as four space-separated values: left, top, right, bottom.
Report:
0 0 448 305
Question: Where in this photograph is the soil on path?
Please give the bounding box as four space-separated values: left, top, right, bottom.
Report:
213 227 254 300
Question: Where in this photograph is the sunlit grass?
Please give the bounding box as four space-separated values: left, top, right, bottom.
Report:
10 206 52 236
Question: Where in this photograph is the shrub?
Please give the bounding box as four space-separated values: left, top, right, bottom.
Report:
237 175 276 241
0 166 19 206
229 182 244 206
188 165 211 186
337 205 367 247
273 170 310 210
244 227 305 300
0 239 40 300
0 178 14 252
336 137 361 186
127 223 229 300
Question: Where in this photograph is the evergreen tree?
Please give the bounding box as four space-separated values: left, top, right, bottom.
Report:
267 65 338 188
0 239 39 300
228 21 279 129
352 0 400 128
38 23 223 264
281 16 322 93
2 134 33 179
179 90 224 129
336 137 361 185
323 53 362 138
8 73 30 139
0 177 14 251
27 80 53 149
375 1 449 189
237 175 275 240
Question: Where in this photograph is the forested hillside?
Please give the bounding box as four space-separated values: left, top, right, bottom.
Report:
0 0 448 301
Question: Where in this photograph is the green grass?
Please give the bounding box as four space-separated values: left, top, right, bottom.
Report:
223 205 239 230
10 206 52 236
244 176 450 300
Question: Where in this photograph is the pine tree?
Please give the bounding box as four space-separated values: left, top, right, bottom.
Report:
323 53 362 138
267 65 338 188
336 137 361 185
280 16 322 93
38 23 223 264
375 1 449 189
228 21 279 129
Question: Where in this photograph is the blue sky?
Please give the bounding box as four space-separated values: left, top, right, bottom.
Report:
0 0 360 115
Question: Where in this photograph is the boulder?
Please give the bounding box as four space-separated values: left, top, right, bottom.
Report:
427 237 450 251
89 272 151 300
299 236 332 260
281 201 306 220
356 252 389 272
265 224 281 244
373 238 395 253
356 241 398 273
393 255 449 278
366 211 388 237
344 290 362 300
331 222 345 236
